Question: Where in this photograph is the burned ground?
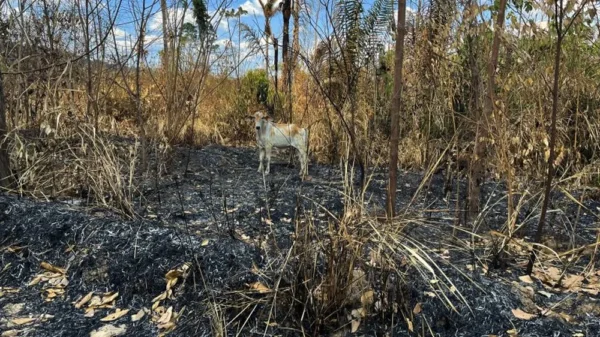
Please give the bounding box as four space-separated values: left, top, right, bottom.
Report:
1 143 600 337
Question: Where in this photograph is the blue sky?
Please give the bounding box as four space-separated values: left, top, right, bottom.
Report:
109 0 421 69
1 0 570 72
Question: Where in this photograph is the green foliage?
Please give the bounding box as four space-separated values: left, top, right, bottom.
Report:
241 69 270 106
191 0 215 43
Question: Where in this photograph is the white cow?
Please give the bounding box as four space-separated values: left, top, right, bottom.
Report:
247 111 308 177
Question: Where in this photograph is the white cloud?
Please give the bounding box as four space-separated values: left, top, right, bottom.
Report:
239 0 264 16
113 27 128 38
149 7 195 31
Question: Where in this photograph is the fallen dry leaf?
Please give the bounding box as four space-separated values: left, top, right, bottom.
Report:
152 292 167 303
201 239 209 246
40 262 66 275
89 324 127 337
248 281 270 293
538 290 553 298
84 307 96 318
578 287 599 296
1 330 22 337
100 309 130 322
519 275 534 284
131 308 146 322
406 317 414 332
101 292 119 305
165 269 182 281
156 306 173 325
563 275 584 289
166 278 178 291
88 296 102 307
351 308 365 319
546 267 562 282
511 308 537 320
424 291 436 298
360 290 374 307
351 319 360 333
9 317 36 326
507 329 518 337
75 292 94 309
27 275 43 287
413 302 422 314
157 320 176 331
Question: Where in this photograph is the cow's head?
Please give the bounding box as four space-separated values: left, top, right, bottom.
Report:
246 110 272 131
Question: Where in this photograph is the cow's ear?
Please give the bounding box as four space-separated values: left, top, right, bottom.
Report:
264 116 272 121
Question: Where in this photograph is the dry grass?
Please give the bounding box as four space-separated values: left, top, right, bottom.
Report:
6 108 143 217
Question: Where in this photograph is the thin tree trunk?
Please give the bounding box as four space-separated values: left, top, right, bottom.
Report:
136 0 148 170
468 0 507 220
273 37 278 94
526 0 564 275
160 0 170 66
0 71 15 189
282 0 292 120
386 0 407 218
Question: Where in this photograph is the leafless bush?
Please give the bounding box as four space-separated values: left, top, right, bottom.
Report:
8 111 141 217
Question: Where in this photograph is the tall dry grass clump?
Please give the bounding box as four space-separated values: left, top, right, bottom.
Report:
7 108 144 217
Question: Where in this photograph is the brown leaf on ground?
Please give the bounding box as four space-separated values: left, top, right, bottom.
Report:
100 292 119 305
156 306 173 325
84 308 96 318
519 275 534 284
361 290 374 308
75 292 94 309
511 308 537 320
40 262 66 275
88 296 102 307
577 287 599 295
9 317 36 326
351 319 360 333
151 292 167 303
562 274 584 289
165 270 182 281
1 330 22 337
413 302 422 314
89 324 127 337
100 309 130 322
131 308 146 322
537 305 573 322
247 281 270 293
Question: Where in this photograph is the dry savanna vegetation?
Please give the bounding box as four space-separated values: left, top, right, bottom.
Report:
1 0 600 336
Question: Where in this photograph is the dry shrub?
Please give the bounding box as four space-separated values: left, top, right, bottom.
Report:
8 108 140 217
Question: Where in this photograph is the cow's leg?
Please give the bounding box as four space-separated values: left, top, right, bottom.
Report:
298 147 308 177
258 147 265 173
265 146 272 174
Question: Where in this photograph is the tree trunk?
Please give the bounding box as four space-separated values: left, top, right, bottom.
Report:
282 0 292 120
526 0 565 275
136 0 148 170
0 71 15 189
468 0 507 220
160 0 170 67
386 0 407 219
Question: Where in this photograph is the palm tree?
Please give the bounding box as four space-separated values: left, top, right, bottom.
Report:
310 0 394 189
258 0 280 85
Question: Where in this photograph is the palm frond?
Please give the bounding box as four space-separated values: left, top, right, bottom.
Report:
239 23 263 54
